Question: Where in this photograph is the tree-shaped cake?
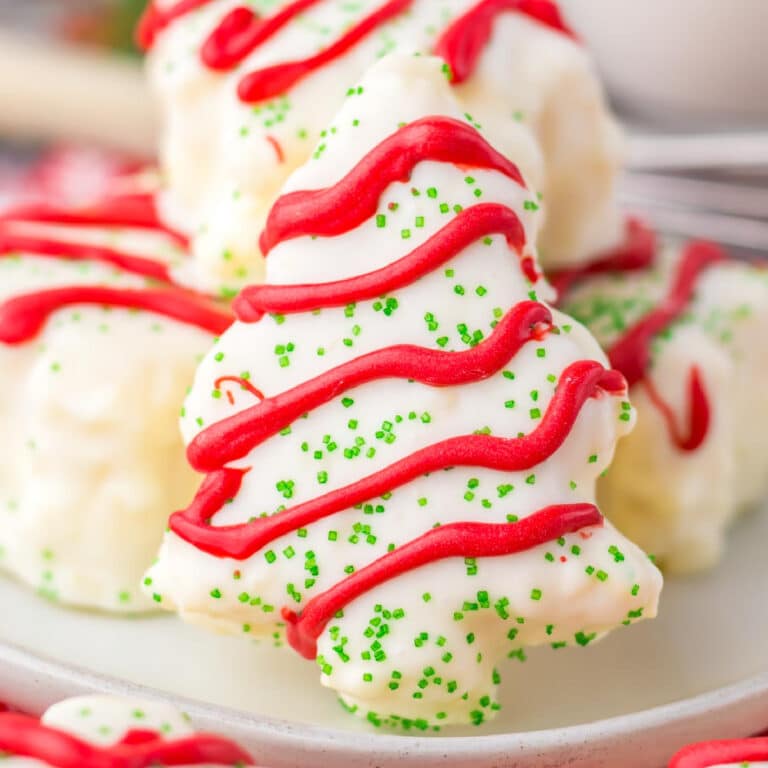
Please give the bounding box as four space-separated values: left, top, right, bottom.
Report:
140 0 624 292
0 695 255 766
146 55 662 729
558 234 768 573
0 187 231 611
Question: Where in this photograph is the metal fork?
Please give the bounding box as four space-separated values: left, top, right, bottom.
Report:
621 132 768 252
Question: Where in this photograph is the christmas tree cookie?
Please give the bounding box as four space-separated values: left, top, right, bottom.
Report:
558 232 768 573
145 55 661 729
140 0 623 292
0 187 232 611
0 695 255 766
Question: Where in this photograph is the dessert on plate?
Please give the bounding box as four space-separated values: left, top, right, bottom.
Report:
140 0 624 292
145 54 662 729
557 233 768 573
0 183 232 612
0 145 145 212
670 738 768 768
0 695 256 766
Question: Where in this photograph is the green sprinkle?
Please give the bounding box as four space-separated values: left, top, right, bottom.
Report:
575 631 597 647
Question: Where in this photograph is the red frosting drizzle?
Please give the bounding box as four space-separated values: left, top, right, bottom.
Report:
283 503 603 658
215 376 266 405
0 232 173 283
549 218 656 298
169 107 625 659
202 0 324 70
643 366 711 453
607 241 726 387
0 192 190 290
144 0 575 108
559 230 726 453
0 194 233 344
174 359 623 559
0 712 254 767
0 287 232 345
0 194 188 247
670 738 768 768
191 300 549 471
238 203 526 321
237 0 414 103
436 0 576 84
259 117 525 255
605 240 725 452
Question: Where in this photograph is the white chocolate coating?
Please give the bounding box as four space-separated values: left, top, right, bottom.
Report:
146 56 661 729
42 696 194 746
562 242 768 573
0 695 253 766
0 220 216 612
146 0 623 293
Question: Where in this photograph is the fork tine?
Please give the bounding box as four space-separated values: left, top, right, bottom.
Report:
628 132 768 172
619 202 768 253
621 173 768 220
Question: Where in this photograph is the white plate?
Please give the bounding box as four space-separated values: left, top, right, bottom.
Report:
1 503 767 767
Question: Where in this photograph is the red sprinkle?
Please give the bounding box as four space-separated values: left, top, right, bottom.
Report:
266 135 286 164
214 376 266 402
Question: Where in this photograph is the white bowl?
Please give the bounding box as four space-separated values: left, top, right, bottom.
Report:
561 0 768 127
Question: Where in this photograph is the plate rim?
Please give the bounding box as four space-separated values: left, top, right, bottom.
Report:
2 636 767 766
